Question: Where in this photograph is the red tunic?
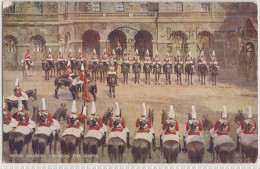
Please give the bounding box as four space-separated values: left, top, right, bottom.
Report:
144 57 151 62
210 57 218 62
162 119 179 135
47 54 54 59
87 115 103 130
153 58 161 62
80 72 85 81
16 112 29 126
67 114 85 129
186 119 202 135
198 57 206 63
214 119 230 135
15 88 22 97
133 56 141 61
241 119 257 134
66 68 71 78
3 109 12 125
136 116 151 133
109 116 126 132
37 111 53 127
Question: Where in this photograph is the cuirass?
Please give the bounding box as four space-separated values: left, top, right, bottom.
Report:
244 119 255 132
89 116 99 127
166 119 176 132
18 112 27 123
3 113 9 123
188 119 199 132
69 114 79 125
112 117 123 129
40 112 50 124
217 119 229 133
138 117 149 130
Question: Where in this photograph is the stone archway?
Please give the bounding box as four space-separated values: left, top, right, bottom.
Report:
30 35 46 62
134 30 153 59
3 35 17 69
82 30 100 59
107 29 127 59
197 31 215 59
225 34 238 66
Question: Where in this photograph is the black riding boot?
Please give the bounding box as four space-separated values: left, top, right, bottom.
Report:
159 134 163 152
152 133 156 152
236 136 240 152
179 143 181 152
182 136 187 153
103 132 107 147
207 136 214 153
127 132 131 149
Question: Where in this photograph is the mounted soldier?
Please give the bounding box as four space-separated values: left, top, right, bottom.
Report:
67 48 75 61
209 50 219 73
62 100 86 138
121 49 130 73
46 48 54 66
66 60 73 80
107 61 118 86
24 48 32 69
174 50 183 71
108 102 131 149
15 98 36 133
207 105 232 153
182 105 203 153
185 51 195 73
160 105 180 151
133 49 141 64
135 103 156 151
77 63 85 89
236 106 257 152
77 48 84 61
57 49 64 61
115 40 122 60
36 98 58 135
3 96 18 133
6 78 29 104
143 49 152 73
163 52 172 73
153 50 161 65
102 49 109 65
198 50 207 71
86 102 107 146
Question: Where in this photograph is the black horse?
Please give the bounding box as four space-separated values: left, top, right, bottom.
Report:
132 62 141 84
56 60 66 76
42 60 55 80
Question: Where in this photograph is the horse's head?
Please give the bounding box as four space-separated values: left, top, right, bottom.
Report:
32 89 37 100
234 110 245 125
161 109 168 124
202 114 213 132
102 108 113 125
148 108 154 125
188 112 192 120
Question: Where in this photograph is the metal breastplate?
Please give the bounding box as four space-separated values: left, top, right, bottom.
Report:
112 117 123 129
3 113 9 123
166 119 176 132
138 117 149 131
18 112 27 123
89 116 100 127
244 119 255 132
188 119 199 133
217 119 229 133
40 112 50 124
69 114 79 125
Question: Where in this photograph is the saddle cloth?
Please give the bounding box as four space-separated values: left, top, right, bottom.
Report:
240 133 258 146
3 124 13 133
53 119 60 131
62 128 81 138
35 126 52 136
108 131 126 143
14 126 31 135
213 135 233 148
6 92 28 101
162 134 180 143
185 135 204 145
134 132 153 143
85 130 103 140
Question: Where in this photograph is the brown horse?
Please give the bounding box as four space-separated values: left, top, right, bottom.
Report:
153 63 161 85
132 108 155 163
213 142 235 163
107 74 117 98
60 135 82 163
32 105 67 162
234 110 258 163
42 60 55 80
174 62 182 85
83 108 113 163
160 110 180 163
198 64 208 85
202 115 213 133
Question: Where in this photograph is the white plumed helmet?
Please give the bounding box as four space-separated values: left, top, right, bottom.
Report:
15 78 19 87
48 48 51 53
167 52 170 57
177 50 180 56
103 49 106 54
78 48 81 53
81 63 84 71
155 50 158 56
93 49 96 54
200 51 204 57
59 48 62 52
41 98 47 111
191 105 196 119
124 49 127 55
69 48 72 53
82 106 87 116
212 50 215 56
90 102 96 115
112 49 115 55
188 51 191 57
71 100 77 113
246 106 252 118
169 105 175 119
146 49 149 55
114 102 120 116
142 103 146 116
222 105 227 118
135 49 138 55
67 60 71 67
18 98 23 111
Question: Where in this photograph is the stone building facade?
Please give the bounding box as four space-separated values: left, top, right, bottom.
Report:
2 2 258 80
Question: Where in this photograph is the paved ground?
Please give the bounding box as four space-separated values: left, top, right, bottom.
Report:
2 66 258 163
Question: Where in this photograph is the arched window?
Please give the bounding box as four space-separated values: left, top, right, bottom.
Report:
30 35 45 53
246 42 256 65
4 36 17 53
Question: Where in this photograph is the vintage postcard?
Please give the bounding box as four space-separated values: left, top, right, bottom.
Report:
1 0 258 165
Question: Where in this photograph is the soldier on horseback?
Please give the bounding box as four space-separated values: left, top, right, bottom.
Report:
108 102 131 149
107 61 118 86
7 78 29 104
67 48 75 60
46 48 54 66
121 49 130 73
110 49 117 63
102 49 109 65
163 52 172 73
235 106 257 152
65 100 86 137
209 50 219 72
24 48 32 69
133 49 141 64
207 105 231 153
77 48 84 60
198 50 207 71
135 103 156 151
185 51 195 73
115 41 122 60
66 60 73 80
37 98 57 135
87 102 107 146
182 105 203 153
160 105 180 151
153 50 161 65
143 49 152 73
3 96 18 130
174 50 183 72
15 98 36 133
57 49 64 61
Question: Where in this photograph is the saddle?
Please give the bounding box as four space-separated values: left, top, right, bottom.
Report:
35 126 52 136
3 124 13 133
14 126 32 135
85 130 103 140
162 134 179 143
134 132 153 143
62 128 81 138
108 131 126 143
213 135 233 148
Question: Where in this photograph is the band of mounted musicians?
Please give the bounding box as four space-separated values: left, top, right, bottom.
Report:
3 79 257 155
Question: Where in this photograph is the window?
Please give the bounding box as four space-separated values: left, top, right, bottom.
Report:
116 2 124 12
5 39 15 53
201 2 210 12
33 2 43 13
8 2 16 13
174 2 183 12
92 2 101 12
33 39 43 52
140 2 148 12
